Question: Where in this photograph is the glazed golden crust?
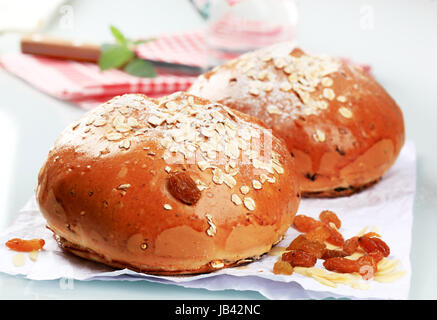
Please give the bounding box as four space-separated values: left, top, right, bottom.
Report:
55 234 262 275
189 45 405 196
36 92 300 274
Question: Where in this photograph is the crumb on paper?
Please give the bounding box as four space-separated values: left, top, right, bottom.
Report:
29 250 39 262
12 254 25 267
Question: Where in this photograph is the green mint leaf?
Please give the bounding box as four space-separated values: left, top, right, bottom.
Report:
132 38 155 45
110 25 128 46
123 58 157 78
98 44 134 71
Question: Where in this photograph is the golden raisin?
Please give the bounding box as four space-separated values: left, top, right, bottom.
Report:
305 225 331 243
286 234 307 250
282 250 317 267
5 238 45 252
321 249 348 260
319 210 342 229
273 260 294 275
358 236 390 257
357 255 378 270
286 234 326 259
167 172 201 205
323 257 359 273
293 215 323 233
343 236 359 255
357 255 378 280
325 225 344 247
368 250 384 263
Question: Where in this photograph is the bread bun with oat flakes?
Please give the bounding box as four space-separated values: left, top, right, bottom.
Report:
36 92 300 275
189 44 405 197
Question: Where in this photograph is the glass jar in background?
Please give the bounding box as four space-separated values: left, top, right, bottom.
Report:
190 0 299 67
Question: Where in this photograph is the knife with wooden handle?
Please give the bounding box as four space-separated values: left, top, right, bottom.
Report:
21 34 101 63
20 34 205 75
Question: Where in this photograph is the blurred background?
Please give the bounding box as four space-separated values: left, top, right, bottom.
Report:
0 0 436 299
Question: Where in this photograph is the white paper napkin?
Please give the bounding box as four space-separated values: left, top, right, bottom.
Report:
0 141 416 300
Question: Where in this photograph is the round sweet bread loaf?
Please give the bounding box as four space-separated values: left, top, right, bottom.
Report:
189 44 405 197
36 92 300 274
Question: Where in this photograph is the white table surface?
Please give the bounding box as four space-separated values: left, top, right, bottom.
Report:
0 0 436 299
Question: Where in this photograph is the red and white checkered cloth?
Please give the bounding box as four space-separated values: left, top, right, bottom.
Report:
0 53 197 109
0 31 208 110
136 30 207 68
0 30 370 110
